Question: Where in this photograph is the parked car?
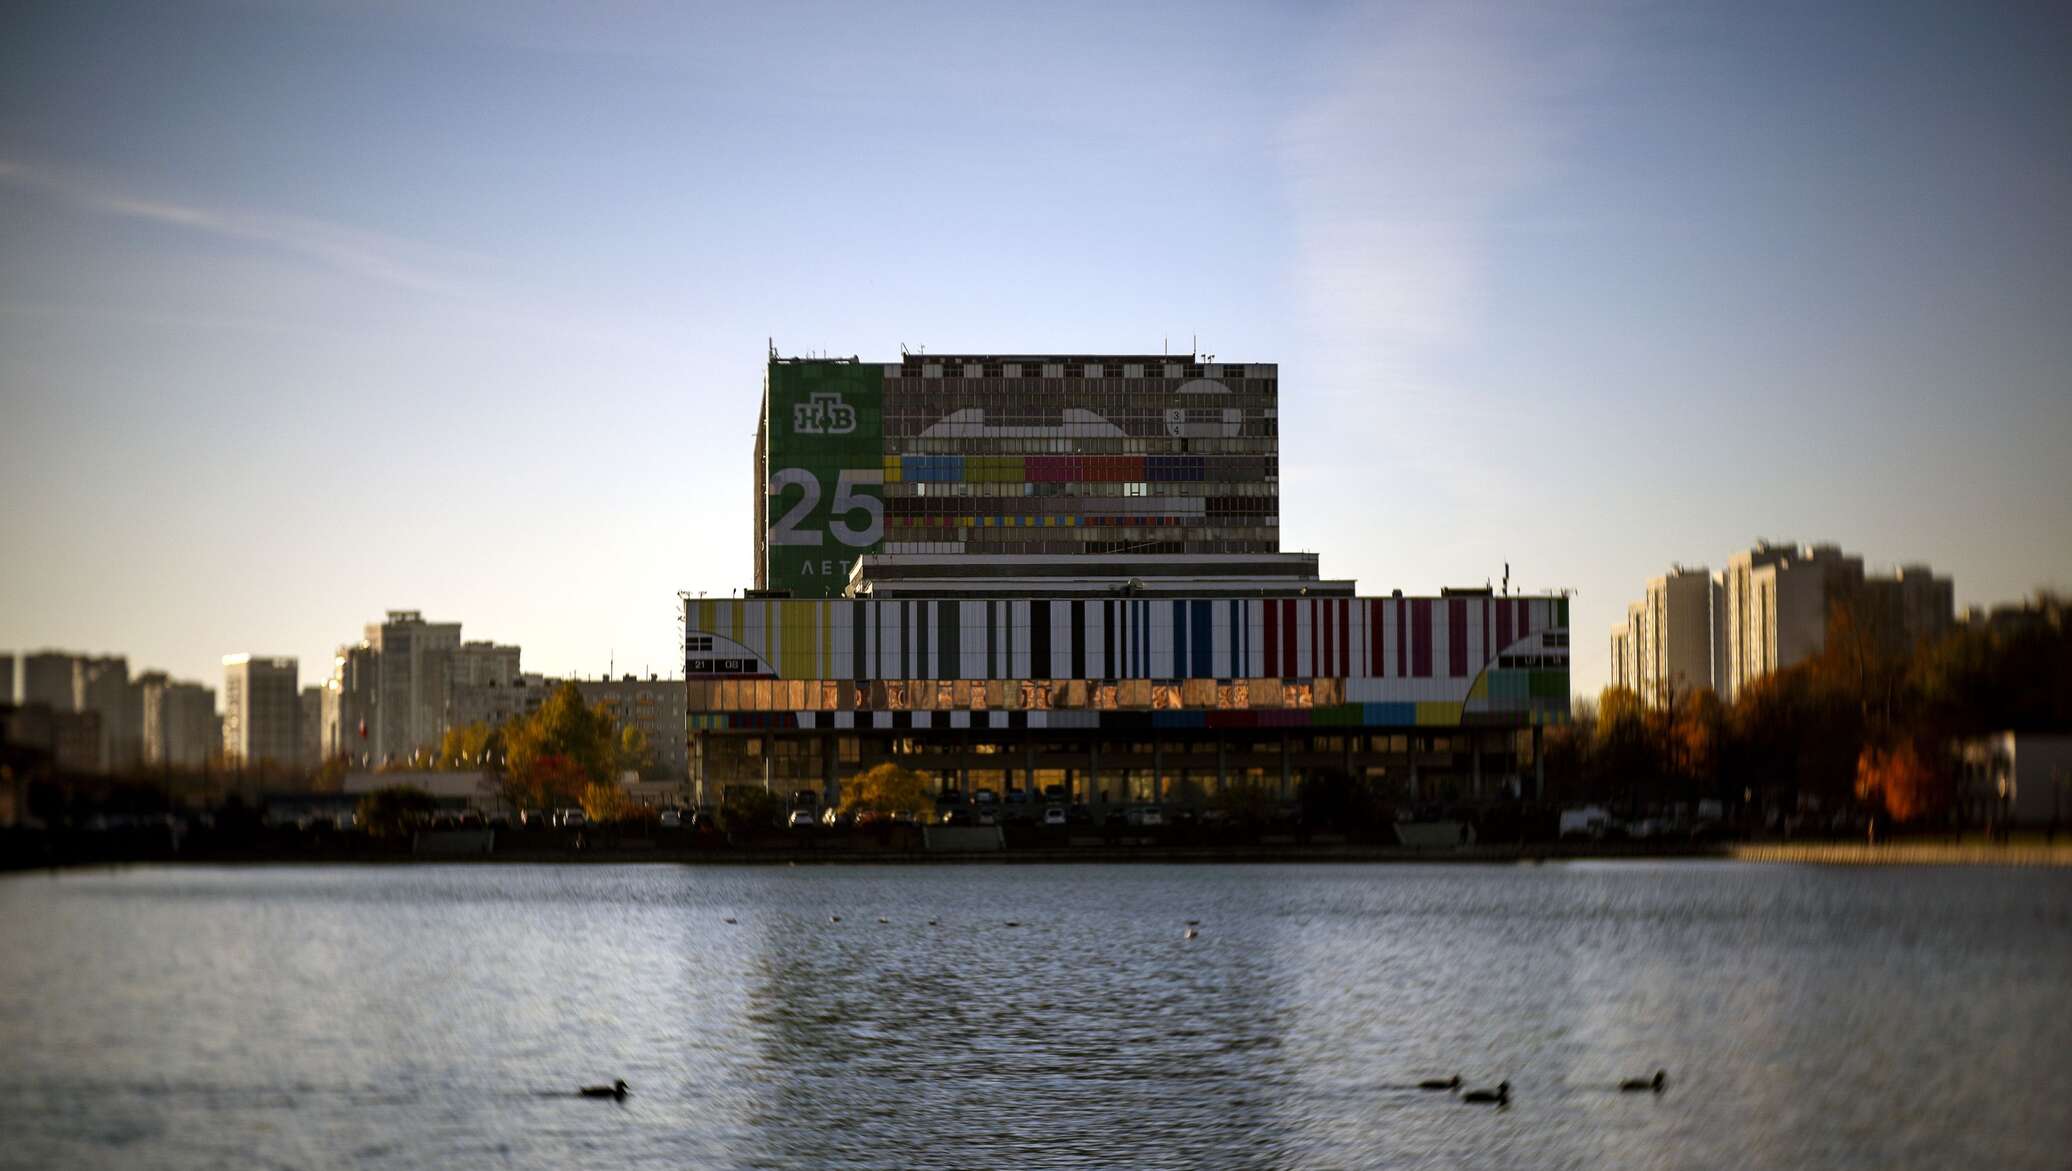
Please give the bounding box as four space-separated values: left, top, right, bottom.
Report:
975 809 998 827
520 809 551 829
787 809 817 830
940 807 974 827
658 809 682 829
1043 805 1068 827
973 789 998 806
1126 806 1165 828
1004 787 1030 804
556 808 586 829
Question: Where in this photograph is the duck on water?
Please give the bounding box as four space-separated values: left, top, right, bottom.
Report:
1417 1076 1461 1091
581 1079 629 1099
1461 1081 1509 1105
1620 1070 1667 1093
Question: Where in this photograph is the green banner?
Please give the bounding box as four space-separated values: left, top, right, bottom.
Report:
765 361 885 595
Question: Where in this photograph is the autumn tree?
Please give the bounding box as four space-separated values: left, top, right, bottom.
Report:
502 683 618 807
582 780 636 824
840 762 931 819
436 721 505 772
1855 739 1948 824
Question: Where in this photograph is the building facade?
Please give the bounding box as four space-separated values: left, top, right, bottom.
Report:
1609 568 1720 706
698 351 1569 810
366 611 462 763
753 354 1281 595
0 653 12 706
222 655 299 767
137 672 217 769
576 676 689 781
1721 542 1954 700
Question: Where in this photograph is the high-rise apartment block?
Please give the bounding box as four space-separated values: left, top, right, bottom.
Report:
221 655 299 767
366 611 461 762
22 652 76 711
1611 542 1958 705
1608 568 1723 707
136 672 217 769
753 355 1281 595
15 651 139 771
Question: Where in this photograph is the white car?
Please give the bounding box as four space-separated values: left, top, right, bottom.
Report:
658 809 682 829
1043 805 1068 827
787 810 818 829
557 808 586 828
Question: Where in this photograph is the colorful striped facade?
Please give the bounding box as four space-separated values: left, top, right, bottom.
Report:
683 594 1569 733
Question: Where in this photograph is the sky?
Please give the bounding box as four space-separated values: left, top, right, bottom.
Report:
3 0 2069 702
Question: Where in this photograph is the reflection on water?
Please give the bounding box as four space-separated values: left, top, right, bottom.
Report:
1 862 2067 1170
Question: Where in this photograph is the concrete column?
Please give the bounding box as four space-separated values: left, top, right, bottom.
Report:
1279 734 1291 801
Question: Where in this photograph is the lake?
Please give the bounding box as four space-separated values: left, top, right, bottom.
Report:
1 862 2067 1170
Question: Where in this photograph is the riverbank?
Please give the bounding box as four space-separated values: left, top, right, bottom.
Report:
1731 841 2072 867
7 829 2070 870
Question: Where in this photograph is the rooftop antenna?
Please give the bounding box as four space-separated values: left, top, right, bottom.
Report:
1503 562 1510 596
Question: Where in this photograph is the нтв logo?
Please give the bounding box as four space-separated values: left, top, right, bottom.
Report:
793 392 858 435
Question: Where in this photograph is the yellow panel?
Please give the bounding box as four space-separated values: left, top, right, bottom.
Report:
1415 702 1463 726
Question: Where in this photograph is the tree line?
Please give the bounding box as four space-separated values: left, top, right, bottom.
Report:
1543 593 2070 827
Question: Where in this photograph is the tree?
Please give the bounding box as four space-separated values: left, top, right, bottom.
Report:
840 762 930 818
436 721 504 772
616 724 651 778
582 780 635 824
718 784 785 834
1855 739 1948 825
357 785 436 837
503 683 618 807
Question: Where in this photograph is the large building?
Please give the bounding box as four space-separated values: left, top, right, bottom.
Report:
1609 567 1721 706
691 352 1569 809
1720 542 1954 700
753 354 1282 595
222 654 299 767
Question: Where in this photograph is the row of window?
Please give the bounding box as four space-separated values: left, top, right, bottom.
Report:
689 677 1354 714
889 436 1276 455
894 480 1278 500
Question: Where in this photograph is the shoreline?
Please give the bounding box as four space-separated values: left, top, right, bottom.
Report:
7 837 2071 872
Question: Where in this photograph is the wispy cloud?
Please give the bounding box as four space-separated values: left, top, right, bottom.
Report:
0 158 486 299
1280 4 1605 366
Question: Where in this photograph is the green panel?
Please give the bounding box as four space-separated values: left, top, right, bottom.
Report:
765 362 885 596
1529 670 1568 699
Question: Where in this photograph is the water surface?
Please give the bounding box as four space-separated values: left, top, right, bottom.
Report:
2 862 2066 1170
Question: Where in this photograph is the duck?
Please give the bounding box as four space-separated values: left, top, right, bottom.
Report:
1004 921 1021 927
1461 1081 1509 1105
1417 1075 1461 1091
722 917 737 925
829 915 842 923
1185 927 1199 939
877 917 889 924
1620 1070 1666 1093
580 1079 628 1099
927 918 939 926
1185 919 1201 926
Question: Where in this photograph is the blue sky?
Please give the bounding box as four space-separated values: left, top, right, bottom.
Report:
3 0 2068 699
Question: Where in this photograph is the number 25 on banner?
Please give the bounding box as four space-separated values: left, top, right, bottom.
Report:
767 468 883 547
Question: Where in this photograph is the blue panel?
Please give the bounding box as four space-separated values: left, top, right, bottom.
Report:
1368 703 1417 726
1191 600 1214 678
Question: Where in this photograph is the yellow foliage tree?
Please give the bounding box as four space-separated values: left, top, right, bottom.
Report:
1855 739 1945 824
840 762 931 818
581 780 634 824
